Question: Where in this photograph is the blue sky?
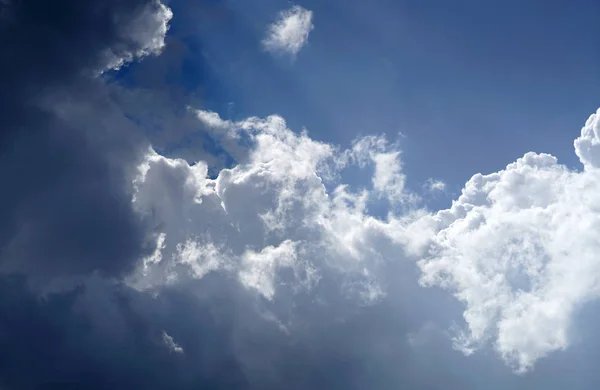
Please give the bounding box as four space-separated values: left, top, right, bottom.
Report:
118 0 600 204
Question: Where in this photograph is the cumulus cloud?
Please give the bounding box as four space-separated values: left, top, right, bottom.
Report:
574 108 600 169
119 109 483 389
419 108 600 372
127 106 600 377
128 110 417 304
263 5 314 57
143 105 600 377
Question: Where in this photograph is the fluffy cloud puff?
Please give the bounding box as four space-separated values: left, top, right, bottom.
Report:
419 108 600 372
262 5 314 57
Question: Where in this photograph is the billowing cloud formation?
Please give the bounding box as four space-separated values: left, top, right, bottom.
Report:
73 97 597 380
575 108 600 169
131 106 600 377
419 108 600 372
129 110 416 304
263 5 314 57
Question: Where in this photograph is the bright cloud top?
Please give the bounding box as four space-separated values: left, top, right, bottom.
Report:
129 110 418 305
131 104 600 375
419 108 600 372
263 5 314 57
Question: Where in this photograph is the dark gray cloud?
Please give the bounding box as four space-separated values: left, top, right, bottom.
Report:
3 260 600 389
0 0 171 382
0 0 171 281
0 270 445 390
0 276 240 389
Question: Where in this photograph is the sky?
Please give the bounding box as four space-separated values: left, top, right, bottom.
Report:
1 0 600 389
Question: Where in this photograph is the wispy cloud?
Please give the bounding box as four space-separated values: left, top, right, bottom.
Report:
423 178 446 193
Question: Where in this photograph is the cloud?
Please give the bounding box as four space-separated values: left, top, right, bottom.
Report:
103 1 173 71
0 2 462 389
149 105 600 377
263 5 314 57
0 0 172 286
123 113 457 385
424 178 447 193
238 240 300 300
129 107 600 378
162 330 184 354
129 110 416 304
342 136 413 205
3 0 600 387
418 108 600 372
574 108 600 169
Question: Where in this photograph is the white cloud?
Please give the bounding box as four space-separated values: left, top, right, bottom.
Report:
263 5 314 57
239 240 299 300
424 179 446 193
574 108 600 169
132 104 600 375
418 108 600 372
129 110 416 305
343 136 412 204
175 239 228 280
